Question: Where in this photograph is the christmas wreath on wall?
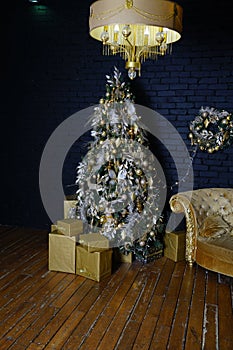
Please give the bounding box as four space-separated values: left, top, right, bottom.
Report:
189 106 233 153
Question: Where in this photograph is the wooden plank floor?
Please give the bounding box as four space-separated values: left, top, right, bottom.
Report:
0 226 232 350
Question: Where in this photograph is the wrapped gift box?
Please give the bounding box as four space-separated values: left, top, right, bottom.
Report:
51 224 58 232
57 218 83 237
135 247 163 263
51 225 79 241
79 233 109 253
112 248 133 263
48 233 76 274
76 245 112 282
64 200 78 219
164 231 186 262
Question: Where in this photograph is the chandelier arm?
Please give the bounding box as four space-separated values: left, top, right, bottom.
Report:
124 37 134 50
121 46 130 61
123 32 137 63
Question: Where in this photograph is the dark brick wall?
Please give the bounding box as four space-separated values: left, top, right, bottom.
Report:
1 0 233 229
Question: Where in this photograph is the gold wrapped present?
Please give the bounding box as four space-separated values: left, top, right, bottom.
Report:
51 224 58 232
57 218 83 237
64 200 78 219
79 233 109 253
164 231 186 262
48 233 76 274
76 245 112 282
51 224 79 241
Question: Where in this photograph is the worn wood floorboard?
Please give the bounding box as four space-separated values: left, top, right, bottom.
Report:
0 226 232 350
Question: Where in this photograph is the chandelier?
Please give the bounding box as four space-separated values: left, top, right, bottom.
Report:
89 0 183 79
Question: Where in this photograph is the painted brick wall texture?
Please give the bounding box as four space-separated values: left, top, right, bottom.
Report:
1 0 233 229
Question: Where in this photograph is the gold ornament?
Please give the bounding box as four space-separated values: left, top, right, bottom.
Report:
136 169 142 176
100 215 106 224
223 131 229 141
202 111 209 118
128 128 134 138
204 118 209 128
140 178 147 188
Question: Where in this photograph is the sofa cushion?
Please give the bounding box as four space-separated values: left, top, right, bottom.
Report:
190 188 233 228
197 235 233 265
199 215 229 238
223 214 233 235
197 236 233 276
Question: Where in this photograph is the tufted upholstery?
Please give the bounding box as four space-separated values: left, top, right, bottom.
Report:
169 188 233 277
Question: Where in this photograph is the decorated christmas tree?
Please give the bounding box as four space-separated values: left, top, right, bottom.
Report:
75 67 165 263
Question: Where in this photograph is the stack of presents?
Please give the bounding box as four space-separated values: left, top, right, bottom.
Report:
48 199 132 282
49 200 186 282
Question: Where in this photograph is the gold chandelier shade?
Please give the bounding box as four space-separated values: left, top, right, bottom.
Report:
89 0 183 79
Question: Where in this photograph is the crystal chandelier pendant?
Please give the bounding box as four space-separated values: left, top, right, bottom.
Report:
128 67 137 80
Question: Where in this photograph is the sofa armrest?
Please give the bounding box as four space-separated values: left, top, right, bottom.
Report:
169 188 233 265
169 191 198 264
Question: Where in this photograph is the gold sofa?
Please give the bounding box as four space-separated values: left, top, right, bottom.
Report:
169 188 233 277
